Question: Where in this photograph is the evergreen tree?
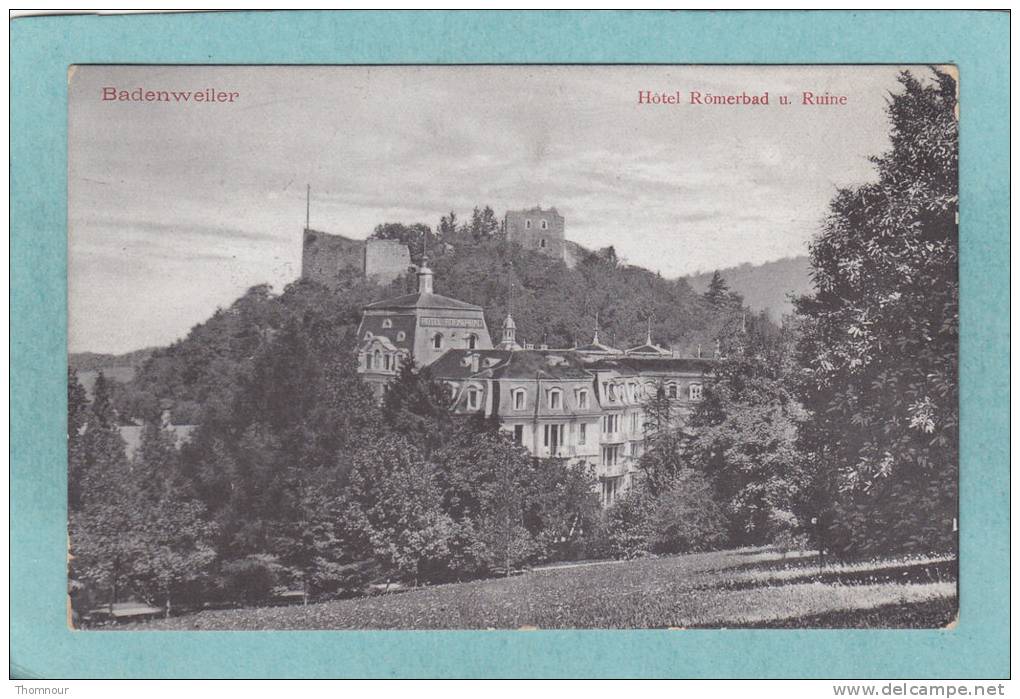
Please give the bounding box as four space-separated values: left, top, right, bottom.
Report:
704 270 729 305
637 385 690 496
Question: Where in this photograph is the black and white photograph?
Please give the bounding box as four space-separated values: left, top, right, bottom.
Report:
66 64 959 630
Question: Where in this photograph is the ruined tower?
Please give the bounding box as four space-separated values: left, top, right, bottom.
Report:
504 207 566 260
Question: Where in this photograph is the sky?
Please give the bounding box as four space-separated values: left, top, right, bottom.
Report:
68 64 921 353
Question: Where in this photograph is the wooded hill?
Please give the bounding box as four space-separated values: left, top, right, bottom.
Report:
71 217 755 424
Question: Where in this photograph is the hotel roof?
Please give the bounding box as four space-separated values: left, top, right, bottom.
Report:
363 291 484 312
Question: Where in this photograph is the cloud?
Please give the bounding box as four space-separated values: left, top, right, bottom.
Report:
67 64 910 352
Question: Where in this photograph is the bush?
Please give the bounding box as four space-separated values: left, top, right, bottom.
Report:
645 471 728 554
591 489 654 560
217 554 285 606
593 471 728 559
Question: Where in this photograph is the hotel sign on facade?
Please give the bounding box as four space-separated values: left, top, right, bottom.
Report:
420 317 486 329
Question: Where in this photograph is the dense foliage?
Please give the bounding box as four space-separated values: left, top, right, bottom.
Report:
796 69 958 554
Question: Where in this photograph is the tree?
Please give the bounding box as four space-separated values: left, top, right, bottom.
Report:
467 206 501 242
688 313 812 545
643 470 727 554
796 69 958 554
346 436 453 586
704 271 729 305
528 460 601 562
67 369 90 511
704 270 744 312
380 360 456 456
371 222 437 261
432 427 542 576
637 385 691 495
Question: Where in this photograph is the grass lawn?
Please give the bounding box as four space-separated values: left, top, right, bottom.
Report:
118 547 957 630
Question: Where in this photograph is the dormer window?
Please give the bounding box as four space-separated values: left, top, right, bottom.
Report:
396 331 406 342
372 350 382 370
548 389 562 410
689 383 703 401
364 331 373 341
512 388 527 411
382 318 393 329
432 333 443 350
576 389 589 409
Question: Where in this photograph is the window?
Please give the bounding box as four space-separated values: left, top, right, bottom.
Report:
540 220 548 230
576 390 589 409
525 219 532 229
396 331 406 342
512 388 526 411
602 414 619 434
372 350 382 370
603 478 620 506
689 383 703 401
383 354 391 371
607 383 617 401
602 445 621 466
467 388 480 410
513 425 524 444
467 334 477 350
548 389 562 410
631 413 638 432
432 333 443 350
543 424 564 452
382 318 393 329
578 423 587 445
364 331 373 341
539 238 547 248
668 383 678 399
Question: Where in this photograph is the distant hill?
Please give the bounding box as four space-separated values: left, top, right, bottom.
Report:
69 347 155 373
69 348 155 397
685 256 814 321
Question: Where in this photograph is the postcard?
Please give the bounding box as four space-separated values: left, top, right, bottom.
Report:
65 64 960 631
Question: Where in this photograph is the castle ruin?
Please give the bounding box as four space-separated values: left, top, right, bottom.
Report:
301 228 411 289
504 206 566 260
303 206 576 290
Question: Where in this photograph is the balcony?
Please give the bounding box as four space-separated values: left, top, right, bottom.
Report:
600 459 628 478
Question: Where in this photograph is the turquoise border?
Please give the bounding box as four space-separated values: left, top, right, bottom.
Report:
10 10 1009 678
